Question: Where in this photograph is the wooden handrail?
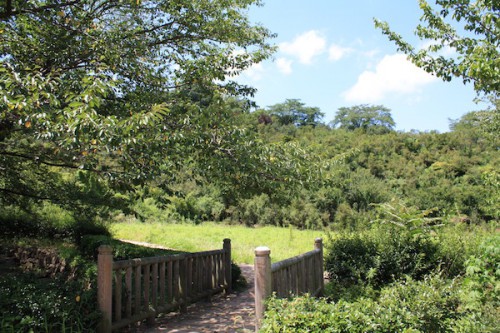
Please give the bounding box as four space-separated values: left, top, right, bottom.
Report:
97 239 232 333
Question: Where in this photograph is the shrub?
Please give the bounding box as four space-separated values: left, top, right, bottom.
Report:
0 204 109 242
459 235 500 330
78 235 181 260
261 275 495 333
0 273 100 332
324 233 378 285
325 202 448 289
282 199 327 229
331 203 372 230
237 194 280 226
133 197 170 223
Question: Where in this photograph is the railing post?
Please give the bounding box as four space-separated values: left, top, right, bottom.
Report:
223 238 232 293
314 238 324 296
255 246 271 332
98 245 113 333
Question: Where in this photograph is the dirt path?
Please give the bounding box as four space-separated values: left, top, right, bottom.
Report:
119 240 256 333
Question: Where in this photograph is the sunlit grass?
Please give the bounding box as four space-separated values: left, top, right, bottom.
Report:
110 222 325 264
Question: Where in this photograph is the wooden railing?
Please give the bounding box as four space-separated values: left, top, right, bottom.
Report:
254 238 323 330
97 239 232 333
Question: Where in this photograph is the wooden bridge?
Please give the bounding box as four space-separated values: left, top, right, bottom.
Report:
97 238 323 332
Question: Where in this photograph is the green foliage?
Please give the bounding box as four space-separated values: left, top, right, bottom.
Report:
325 202 449 289
77 235 182 261
235 194 280 226
375 0 500 96
331 105 395 133
283 198 328 229
262 273 494 333
324 233 378 286
0 203 109 241
0 235 186 333
264 241 500 333
267 99 324 127
462 235 499 309
0 274 100 333
342 169 390 211
0 0 277 233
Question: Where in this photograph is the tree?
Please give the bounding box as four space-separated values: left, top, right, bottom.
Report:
331 105 395 133
374 0 499 96
268 99 324 127
0 1 275 214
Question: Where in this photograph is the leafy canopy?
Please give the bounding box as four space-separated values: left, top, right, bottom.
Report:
331 105 395 133
267 99 324 127
0 0 275 207
375 0 500 96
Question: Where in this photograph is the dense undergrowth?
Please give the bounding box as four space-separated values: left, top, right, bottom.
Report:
0 235 185 332
260 208 499 332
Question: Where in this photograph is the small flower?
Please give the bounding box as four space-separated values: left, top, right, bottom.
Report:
75 295 81 302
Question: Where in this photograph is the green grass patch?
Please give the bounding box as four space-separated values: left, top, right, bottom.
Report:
110 222 325 264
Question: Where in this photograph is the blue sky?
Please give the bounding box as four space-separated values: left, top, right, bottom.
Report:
235 0 486 132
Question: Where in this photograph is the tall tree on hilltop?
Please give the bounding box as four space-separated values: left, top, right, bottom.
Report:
331 105 395 134
268 99 324 127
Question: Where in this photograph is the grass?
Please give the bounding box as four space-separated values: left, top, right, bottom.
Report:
110 222 325 264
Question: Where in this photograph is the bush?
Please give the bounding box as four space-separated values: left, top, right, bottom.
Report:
0 273 100 332
325 202 449 289
324 233 378 285
237 194 281 226
459 234 500 330
282 199 327 229
133 197 170 223
0 204 110 242
374 223 440 285
261 275 495 333
78 235 182 260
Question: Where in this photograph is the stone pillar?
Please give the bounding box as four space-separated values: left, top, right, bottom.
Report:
314 238 324 296
254 246 271 331
223 238 232 292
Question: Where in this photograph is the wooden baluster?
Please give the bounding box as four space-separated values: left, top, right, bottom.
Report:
223 239 231 292
143 264 150 311
134 264 141 314
300 258 306 294
174 260 180 302
315 238 324 296
167 260 173 303
114 268 122 322
159 261 166 306
186 257 192 300
125 267 132 319
152 262 158 309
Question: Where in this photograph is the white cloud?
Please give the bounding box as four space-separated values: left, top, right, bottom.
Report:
344 54 437 103
363 49 380 59
276 57 293 75
280 30 326 64
328 44 353 61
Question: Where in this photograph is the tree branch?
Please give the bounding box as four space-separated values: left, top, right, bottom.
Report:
1 150 85 170
0 0 82 20
0 186 59 202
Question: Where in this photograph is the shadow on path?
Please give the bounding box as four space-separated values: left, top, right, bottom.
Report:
128 264 255 333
